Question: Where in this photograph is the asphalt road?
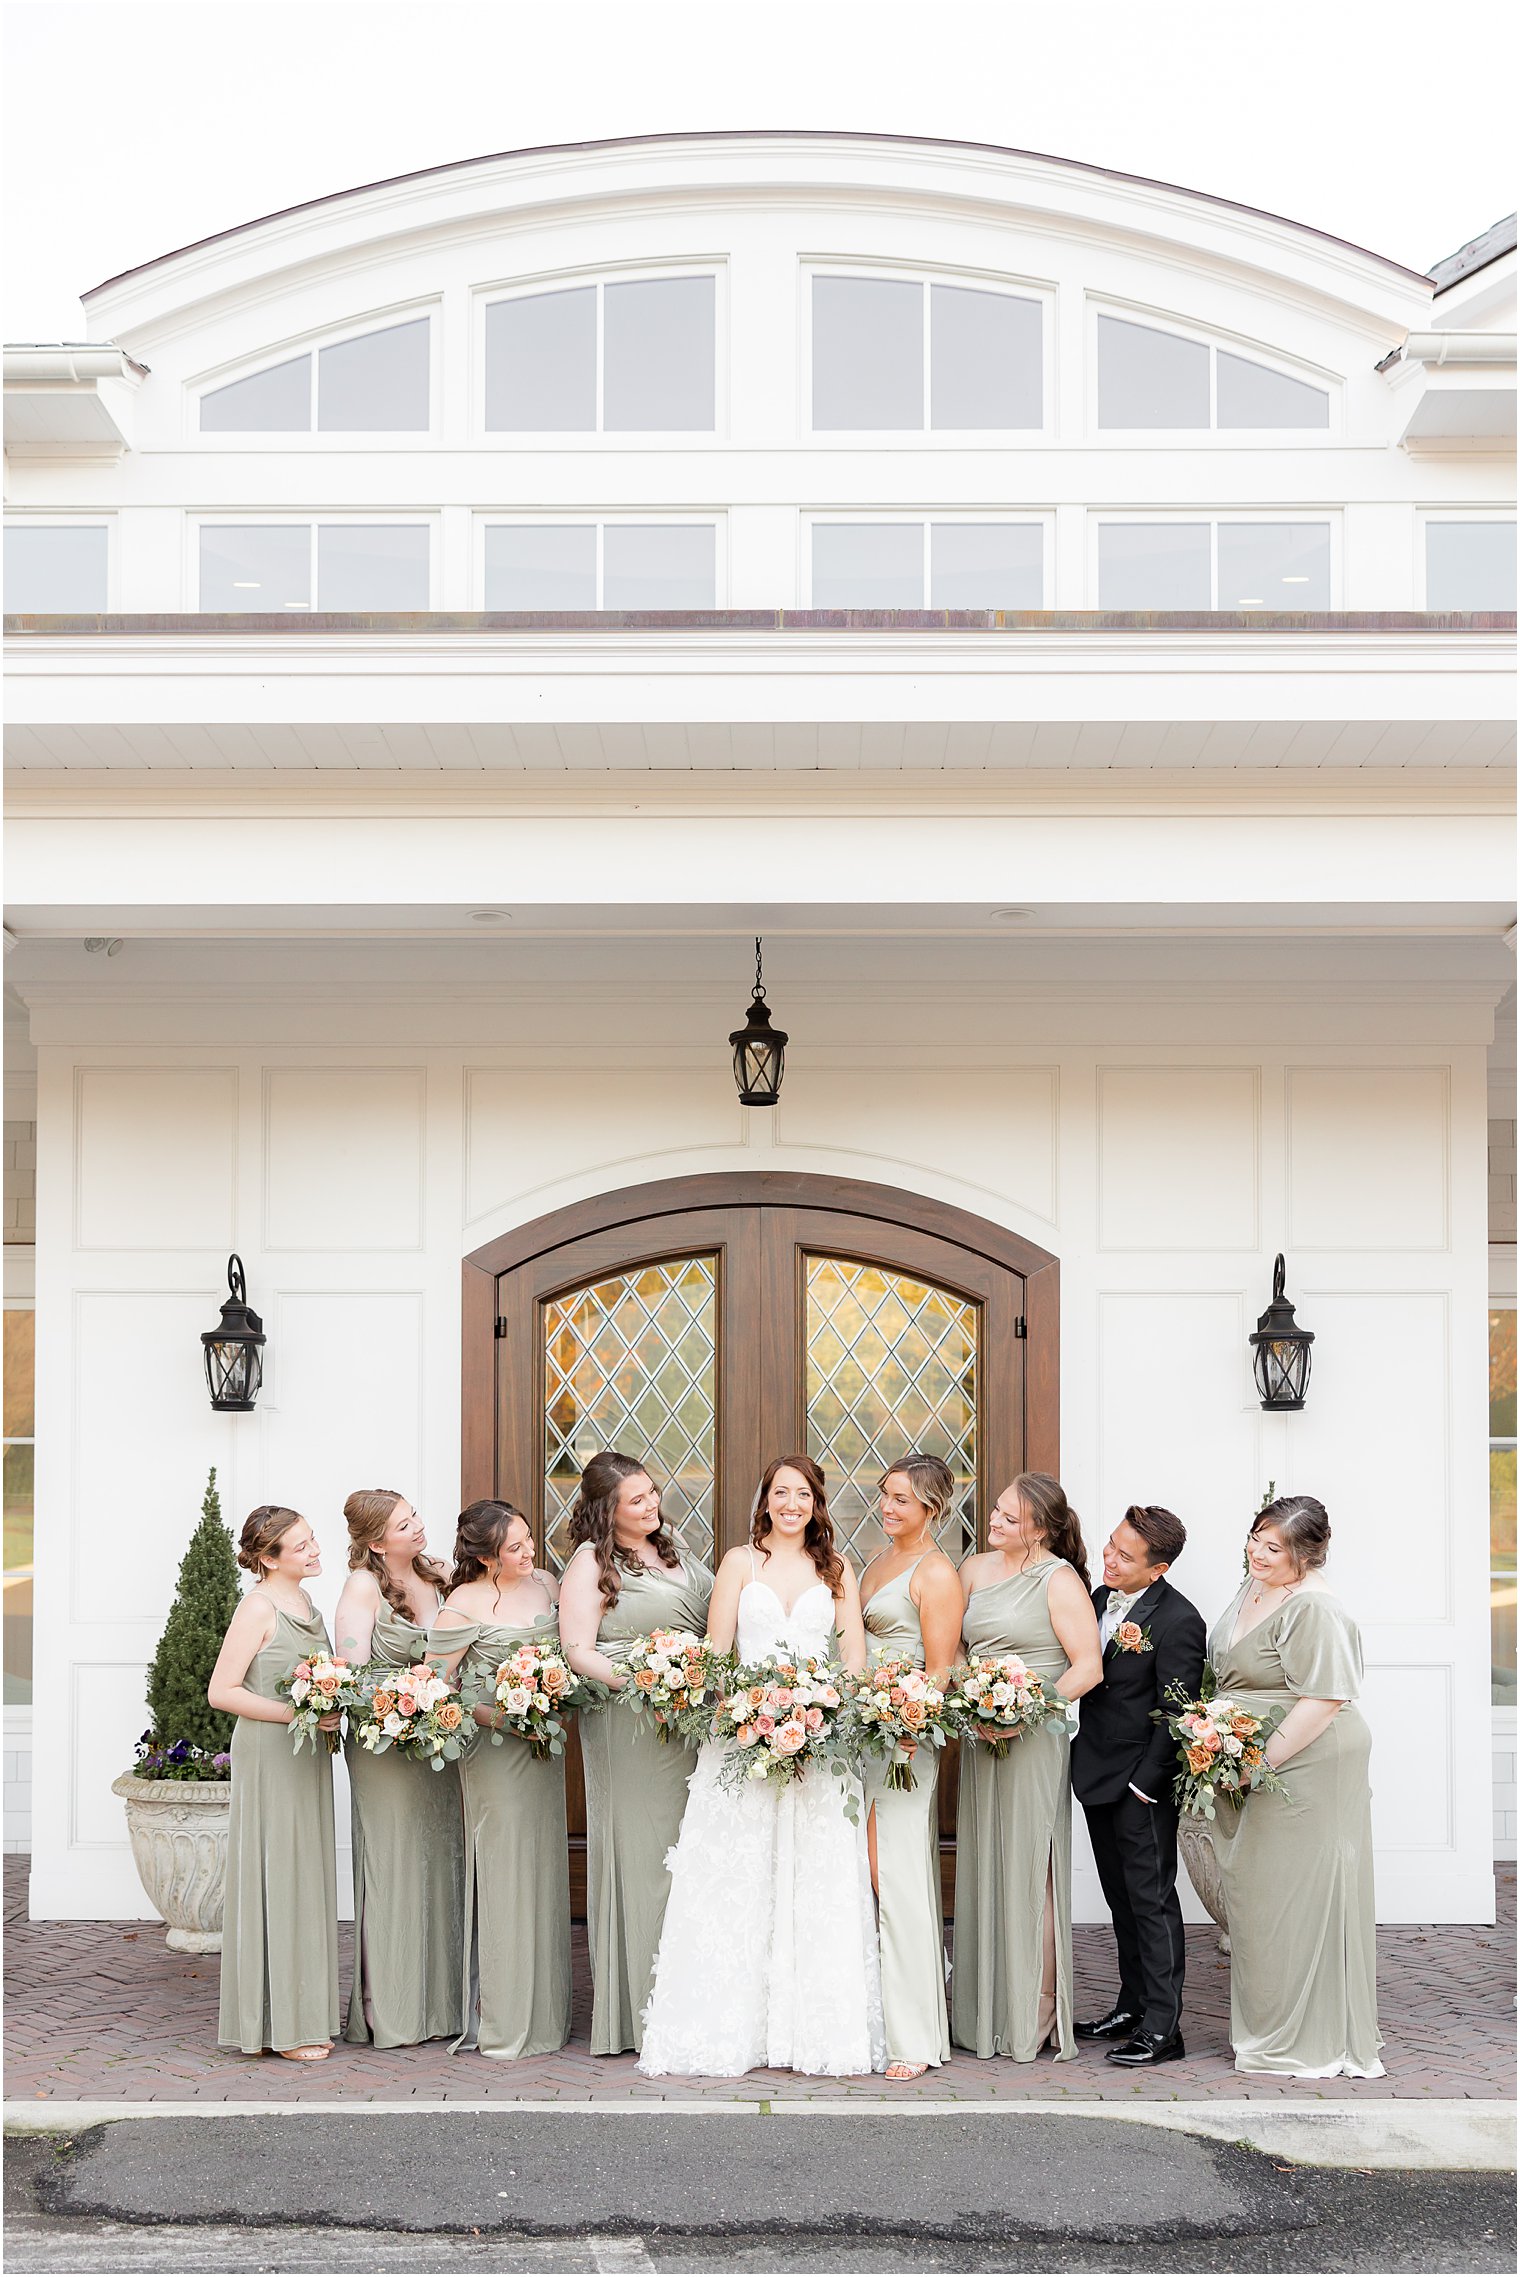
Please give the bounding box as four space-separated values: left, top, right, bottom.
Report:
5 2118 1514 2275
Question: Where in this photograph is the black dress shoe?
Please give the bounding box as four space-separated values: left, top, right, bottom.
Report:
1106 2030 1185 2067
1075 2006 1141 2041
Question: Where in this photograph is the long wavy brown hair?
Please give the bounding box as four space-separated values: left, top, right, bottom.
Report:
749 1454 845 1598
1009 1470 1091 1589
568 1451 681 1611
343 1487 448 1620
449 1498 530 1592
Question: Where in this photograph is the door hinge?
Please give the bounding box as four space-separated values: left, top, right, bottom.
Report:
1014 1315 1027 1339
495 1316 509 1340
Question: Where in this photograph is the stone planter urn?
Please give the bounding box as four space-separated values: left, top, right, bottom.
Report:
111 1773 230 1953
1176 1813 1230 1954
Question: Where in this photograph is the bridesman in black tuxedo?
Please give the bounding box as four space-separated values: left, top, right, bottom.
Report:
1069 1503 1206 2067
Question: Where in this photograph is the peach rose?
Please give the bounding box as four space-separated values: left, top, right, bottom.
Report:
773 1720 807 1756
371 1689 397 1719
1185 1744 1213 1775
634 1668 658 1690
436 1700 464 1732
900 1701 927 1729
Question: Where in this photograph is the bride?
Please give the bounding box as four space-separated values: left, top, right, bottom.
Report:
638 1455 885 2078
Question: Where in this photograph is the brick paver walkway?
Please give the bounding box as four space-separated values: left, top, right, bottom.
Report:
4 1857 1512 2106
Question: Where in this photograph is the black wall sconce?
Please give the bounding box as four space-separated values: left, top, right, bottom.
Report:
202 1254 266 1412
1250 1254 1315 1411
729 936 788 1107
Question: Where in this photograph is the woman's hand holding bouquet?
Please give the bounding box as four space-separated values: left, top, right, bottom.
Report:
711 1652 856 1813
487 1640 608 1759
1153 1666 1291 1818
618 1628 721 1745
945 1652 1068 1756
849 1657 952 1791
352 1661 468 1770
277 1652 359 1754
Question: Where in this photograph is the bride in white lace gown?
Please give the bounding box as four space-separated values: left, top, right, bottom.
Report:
638 1456 885 2078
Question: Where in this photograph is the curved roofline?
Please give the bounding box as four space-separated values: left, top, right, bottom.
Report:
82 127 1433 300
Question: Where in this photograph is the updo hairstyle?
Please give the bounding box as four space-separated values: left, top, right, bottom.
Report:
344 1486 448 1619
878 1451 956 1529
449 1498 530 1592
237 1504 307 1575
1009 1471 1091 1590
1250 1493 1330 1575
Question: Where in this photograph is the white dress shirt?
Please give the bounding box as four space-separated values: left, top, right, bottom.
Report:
1101 1586 1156 1804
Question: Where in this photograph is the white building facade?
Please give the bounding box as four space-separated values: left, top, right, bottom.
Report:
3 133 1515 1924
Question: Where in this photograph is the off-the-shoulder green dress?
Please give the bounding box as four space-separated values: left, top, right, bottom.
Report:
861 1557 951 2069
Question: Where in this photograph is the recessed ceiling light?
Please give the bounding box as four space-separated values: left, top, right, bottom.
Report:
232 581 260 589
469 909 513 924
991 907 1035 922
1281 576 1310 584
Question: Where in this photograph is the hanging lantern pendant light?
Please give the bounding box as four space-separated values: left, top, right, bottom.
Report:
1250 1253 1315 1411
202 1253 266 1412
729 936 789 1107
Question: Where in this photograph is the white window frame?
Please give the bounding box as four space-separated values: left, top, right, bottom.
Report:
472 261 727 444
801 511 1055 608
1085 297 1340 443
187 301 440 444
1416 508 1518 609
2 514 115 611
473 512 729 609
188 514 438 612
1087 511 1342 609
802 260 1055 443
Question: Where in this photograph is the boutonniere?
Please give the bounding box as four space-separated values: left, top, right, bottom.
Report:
1114 1622 1153 1655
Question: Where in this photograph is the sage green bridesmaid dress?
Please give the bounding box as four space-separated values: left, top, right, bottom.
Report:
950 1560 1076 2061
579 1554 714 2055
1207 1585 1383 2077
343 1598 465 2049
217 1594 340 2054
861 1557 951 2069
430 1611 572 2062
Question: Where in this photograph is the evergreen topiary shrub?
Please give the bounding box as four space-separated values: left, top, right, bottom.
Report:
131 1466 241 1781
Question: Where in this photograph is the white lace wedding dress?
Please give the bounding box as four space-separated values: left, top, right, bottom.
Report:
637 1561 885 2077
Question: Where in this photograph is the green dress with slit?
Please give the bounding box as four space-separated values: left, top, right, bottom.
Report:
1207 1585 1383 2077
579 1554 714 2054
428 1611 571 2062
950 1560 1076 2061
217 1594 340 2054
343 1597 465 2049
861 1557 951 2069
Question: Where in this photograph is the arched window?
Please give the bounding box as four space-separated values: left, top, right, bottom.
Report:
198 316 431 433
1095 312 1330 431
482 273 716 433
809 271 1043 433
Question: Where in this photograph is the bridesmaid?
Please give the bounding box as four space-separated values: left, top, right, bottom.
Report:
429 1500 571 2062
333 1487 464 2049
559 1450 713 2056
858 1453 964 2081
951 1473 1103 2062
208 1504 340 2061
1207 1494 1383 2078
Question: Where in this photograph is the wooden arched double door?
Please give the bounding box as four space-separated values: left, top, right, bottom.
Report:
463 1173 1059 1911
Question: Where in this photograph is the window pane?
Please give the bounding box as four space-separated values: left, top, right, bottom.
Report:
812 276 923 430
1426 522 1517 612
1217 522 1331 609
930 523 1043 608
3 1442 31 1573
1097 523 1210 609
199 525 311 611
542 1256 717 1571
200 354 311 432
603 524 716 609
603 277 714 431
930 285 1041 429
317 318 429 431
1492 1309 1517 1436
317 524 429 610
1097 315 1209 429
3 524 107 612
1493 1444 1517 1707
805 1257 979 1565
3 1312 34 1439
484 287 596 431
1217 350 1329 429
483 525 596 610
813 523 923 608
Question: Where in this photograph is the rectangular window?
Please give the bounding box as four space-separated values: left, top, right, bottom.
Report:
930 522 1043 609
315 524 430 610
3 1306 34 1707
4 524 108 612
483 275 716 433
813 523 923 608
1097 313 1330 431
482 522 717 609
602 522 715 608
484 525 597 609
317 318 430 432
812 520 1045 608
1098 519 1332 608
1098 522 1211 608
812 273 1043 432
199 524 311 611
1217 521 1332 609
1426 521 1517 612
200 524 430 610
1494 1307 1517 1708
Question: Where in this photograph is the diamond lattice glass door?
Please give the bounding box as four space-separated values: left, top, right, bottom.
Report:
804 1255 979 1563
541 1254 718 1570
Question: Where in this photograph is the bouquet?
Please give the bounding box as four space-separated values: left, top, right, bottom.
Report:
619 1628 720 1744
849 1656 952 1791
1154 1667 1292 1819
946 1652 1068 1757
352 1660 468 1772
710 1653 856 1814
277 1651 359 1754
488 1639 604 1759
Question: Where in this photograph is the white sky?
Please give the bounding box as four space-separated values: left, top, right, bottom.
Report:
3 0 1516 338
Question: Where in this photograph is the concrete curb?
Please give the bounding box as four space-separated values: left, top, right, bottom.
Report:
4 2096 1513 2170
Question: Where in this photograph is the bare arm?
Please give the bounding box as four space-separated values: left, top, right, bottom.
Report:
207 1595 290 1725
1265 1695 1344 1769
333 1570 379 1669
832 1561 867 1676
704 1549 747 1657
914 1557 964 1690
1047 1565 1104 1702
557 1549 624 1689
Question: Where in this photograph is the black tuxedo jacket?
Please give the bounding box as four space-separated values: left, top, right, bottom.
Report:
1069 1575 1206 1809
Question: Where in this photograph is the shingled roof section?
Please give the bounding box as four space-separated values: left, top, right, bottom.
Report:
1429 213 1517 293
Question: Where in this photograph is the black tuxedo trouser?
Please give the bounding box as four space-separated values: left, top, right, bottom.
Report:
1081 1789 1185 2041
